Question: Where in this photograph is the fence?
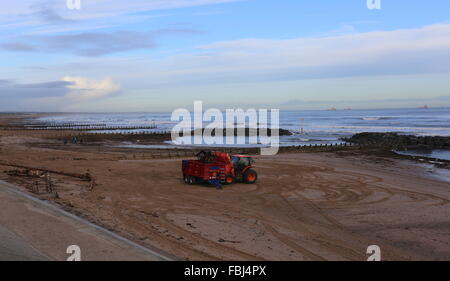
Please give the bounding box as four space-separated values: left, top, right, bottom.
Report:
106 142 370 160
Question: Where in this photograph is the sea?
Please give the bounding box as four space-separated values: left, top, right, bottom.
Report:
31 107 450 160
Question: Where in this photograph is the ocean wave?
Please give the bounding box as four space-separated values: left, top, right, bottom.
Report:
361 117 391 121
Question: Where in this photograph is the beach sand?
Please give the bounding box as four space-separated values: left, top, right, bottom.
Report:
0 114 449 260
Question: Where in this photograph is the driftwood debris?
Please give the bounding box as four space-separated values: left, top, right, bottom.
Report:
0 161 91 180
1 161 96 195
45 172 59 198
4 169 60 198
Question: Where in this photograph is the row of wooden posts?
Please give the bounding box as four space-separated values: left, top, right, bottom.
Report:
11 125 159 131
114 143 367 160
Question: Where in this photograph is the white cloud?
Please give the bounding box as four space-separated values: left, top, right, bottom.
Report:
0 76 121 111
63 76 120 101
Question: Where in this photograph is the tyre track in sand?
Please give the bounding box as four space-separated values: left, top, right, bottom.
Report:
251 161 408 260
108 193 265 260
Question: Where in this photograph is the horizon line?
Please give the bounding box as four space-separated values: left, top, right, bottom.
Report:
1 106 450 114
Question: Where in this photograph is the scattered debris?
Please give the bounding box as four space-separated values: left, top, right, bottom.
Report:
1 162 96 195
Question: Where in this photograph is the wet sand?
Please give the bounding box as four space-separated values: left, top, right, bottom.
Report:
0 114 449 260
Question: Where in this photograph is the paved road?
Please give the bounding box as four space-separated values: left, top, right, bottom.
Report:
0 224 49 261
0 180 173 261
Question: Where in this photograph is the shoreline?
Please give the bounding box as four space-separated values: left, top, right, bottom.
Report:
1 113 449 260
6 113 450 162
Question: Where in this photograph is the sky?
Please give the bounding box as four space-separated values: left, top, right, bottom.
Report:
1 0 450 112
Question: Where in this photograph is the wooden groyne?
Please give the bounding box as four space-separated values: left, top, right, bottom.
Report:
84 142 367 160
20 124 158 131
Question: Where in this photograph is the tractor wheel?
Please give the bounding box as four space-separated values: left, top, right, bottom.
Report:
188 176 196 185
183 174 189 184
243 169 258 184
224 175 235 185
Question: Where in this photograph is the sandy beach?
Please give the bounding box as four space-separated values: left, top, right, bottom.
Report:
0 113 449 261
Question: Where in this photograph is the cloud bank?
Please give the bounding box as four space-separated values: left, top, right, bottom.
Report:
73 24 450 87
0 77 120 111
3 23 450 110
1 28 200 56
190 23 450 80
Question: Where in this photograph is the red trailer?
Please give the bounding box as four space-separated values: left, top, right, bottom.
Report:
182 151 258 188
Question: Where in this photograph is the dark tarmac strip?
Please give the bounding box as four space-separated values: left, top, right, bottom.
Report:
0 224 49 261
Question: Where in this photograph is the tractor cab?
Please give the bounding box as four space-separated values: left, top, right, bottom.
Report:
230 155 257 184
231 155 254 171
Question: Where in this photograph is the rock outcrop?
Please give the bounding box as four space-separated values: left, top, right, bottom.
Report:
342 132 450 149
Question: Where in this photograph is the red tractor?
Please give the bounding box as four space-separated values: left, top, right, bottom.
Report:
182 151 258 188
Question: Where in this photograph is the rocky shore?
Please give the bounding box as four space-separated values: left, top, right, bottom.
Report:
343 132 450 150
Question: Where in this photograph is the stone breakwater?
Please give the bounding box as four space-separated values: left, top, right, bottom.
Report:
342 132 450 150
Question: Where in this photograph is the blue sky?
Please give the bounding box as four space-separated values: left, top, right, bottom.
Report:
1 0 450 112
